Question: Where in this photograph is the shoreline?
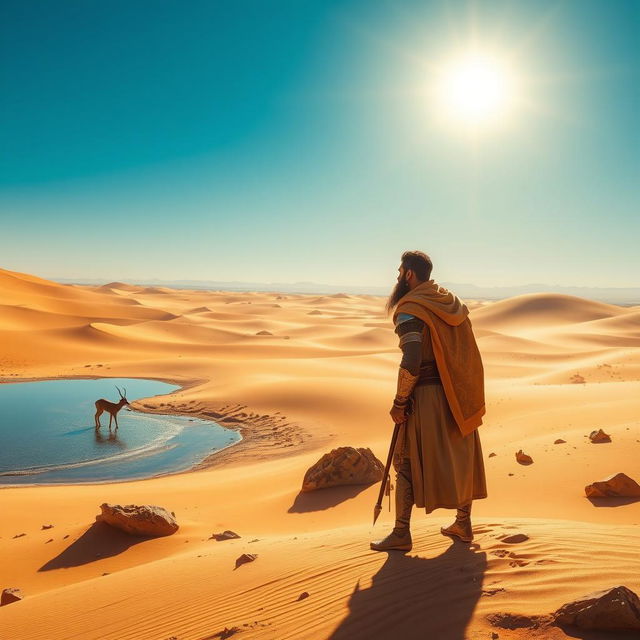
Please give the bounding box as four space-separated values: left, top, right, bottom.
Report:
0 373 316 488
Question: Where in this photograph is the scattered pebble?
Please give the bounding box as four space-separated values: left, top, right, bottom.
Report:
235 553 258 569
515 450 533 465
297 591 310 601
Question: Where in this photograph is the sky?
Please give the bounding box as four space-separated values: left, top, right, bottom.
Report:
1 0 638 289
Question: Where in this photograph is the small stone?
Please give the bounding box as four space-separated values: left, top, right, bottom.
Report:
235 553 258 569
488 452 497 457
501 533 529 544
589 429 611 443
554 439 566 444
12 533 26 539
515 450 533 465
210 530 241 541
298 591 310 601
1 588 23 606
41 524 54 530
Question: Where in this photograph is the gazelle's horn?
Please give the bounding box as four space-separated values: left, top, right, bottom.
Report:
123 387 127 398
115 385 123 397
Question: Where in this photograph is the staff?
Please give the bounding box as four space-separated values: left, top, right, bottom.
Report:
373 420 404 525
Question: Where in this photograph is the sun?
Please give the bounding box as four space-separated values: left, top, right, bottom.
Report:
434 52 515 128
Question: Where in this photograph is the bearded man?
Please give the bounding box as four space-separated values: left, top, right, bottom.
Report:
370 250 488 551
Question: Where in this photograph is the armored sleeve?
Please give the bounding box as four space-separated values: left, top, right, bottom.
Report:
394 313 424 376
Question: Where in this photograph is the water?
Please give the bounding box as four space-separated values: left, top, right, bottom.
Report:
0 378 241 485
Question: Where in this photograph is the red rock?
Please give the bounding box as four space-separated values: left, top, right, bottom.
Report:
1 588 23 606
553 585 640 630
585 473 640 498
235 553 258 569
501 533 529 544
96 503 178 537
515 450 533 465
488 452 497 457
210 530 241 541
301 446 384 492
589 429 611 443
554 439 566 444
298 591 310 601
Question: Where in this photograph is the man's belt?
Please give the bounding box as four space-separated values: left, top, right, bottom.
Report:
415 361 441 386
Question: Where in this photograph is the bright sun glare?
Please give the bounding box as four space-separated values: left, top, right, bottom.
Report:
435 52 515 128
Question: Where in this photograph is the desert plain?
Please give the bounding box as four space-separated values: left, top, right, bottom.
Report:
0 265 639 640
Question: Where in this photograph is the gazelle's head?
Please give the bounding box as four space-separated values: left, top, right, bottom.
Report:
115 385 130 405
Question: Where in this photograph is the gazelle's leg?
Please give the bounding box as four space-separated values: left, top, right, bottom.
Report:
108 413 113 429
95 409 102 428
114 414 119 430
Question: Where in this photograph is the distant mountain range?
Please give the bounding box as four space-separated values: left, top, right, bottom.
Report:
50 276 640 305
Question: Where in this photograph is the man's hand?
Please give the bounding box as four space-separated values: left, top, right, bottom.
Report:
390 404 407 424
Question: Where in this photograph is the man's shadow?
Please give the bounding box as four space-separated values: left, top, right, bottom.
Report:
329 540 487 640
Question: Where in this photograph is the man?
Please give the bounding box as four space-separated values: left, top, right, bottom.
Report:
371 250 488 552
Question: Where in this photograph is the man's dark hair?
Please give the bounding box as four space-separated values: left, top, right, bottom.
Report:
401 250 433 281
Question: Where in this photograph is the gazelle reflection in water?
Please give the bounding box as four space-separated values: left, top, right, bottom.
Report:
95 385 130 430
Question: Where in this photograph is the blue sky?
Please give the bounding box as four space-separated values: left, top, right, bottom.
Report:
1 0 638 288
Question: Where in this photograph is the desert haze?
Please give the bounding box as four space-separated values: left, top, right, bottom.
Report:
0 265 639 640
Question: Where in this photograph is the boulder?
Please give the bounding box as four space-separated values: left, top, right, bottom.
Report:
584 473 640 498
589 429 611 443
301 447 384 492
553 585 640 630
515 449 533 465
554 439 566 444
96 503 178 537
1 588 23 606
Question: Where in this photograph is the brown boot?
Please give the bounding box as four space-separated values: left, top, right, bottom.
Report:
370 526 412 551
440 503 473 542
371 458 414 552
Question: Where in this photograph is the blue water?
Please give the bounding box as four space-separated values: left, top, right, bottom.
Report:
0 378 241 485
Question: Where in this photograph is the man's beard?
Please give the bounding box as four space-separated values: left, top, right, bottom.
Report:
386 278 410 315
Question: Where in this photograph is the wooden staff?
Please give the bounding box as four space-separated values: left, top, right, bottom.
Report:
373 420 405 526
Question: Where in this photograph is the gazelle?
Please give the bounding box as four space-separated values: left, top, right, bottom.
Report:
95 386 130 430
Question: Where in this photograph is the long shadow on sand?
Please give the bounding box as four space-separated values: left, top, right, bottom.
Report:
39 521 150 571
288 485 371 513
328 540 487 640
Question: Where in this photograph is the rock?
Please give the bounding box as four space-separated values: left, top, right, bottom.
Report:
255 330 272 336
488 452 497 457
96 503 179 537
554 439 566 444
585 472 640 498
1 588 23 606
301 446 384 492
210 530 241 541
589 428 611 443
553 585 640 630
515 450 533 465
41 524 54 530
501 533 529 544
12 533 26 539
298 591 310 601
235 553 258 569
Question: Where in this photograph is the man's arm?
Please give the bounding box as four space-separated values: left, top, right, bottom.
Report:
392 314 425 413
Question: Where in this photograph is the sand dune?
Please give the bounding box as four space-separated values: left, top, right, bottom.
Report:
1 268 639 639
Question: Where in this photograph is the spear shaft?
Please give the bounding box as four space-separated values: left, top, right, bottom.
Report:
373 420 405 526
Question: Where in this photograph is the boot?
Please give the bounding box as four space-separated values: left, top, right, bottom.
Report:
440 502 473 542
370 458 414 552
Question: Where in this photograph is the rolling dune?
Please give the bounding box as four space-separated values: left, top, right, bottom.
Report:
0 267 638 640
